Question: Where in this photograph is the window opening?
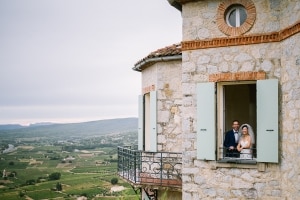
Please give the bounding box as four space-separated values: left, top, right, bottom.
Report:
226 5 247 27
218 83 257 161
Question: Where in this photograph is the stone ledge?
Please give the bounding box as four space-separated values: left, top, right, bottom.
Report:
214 162 266 171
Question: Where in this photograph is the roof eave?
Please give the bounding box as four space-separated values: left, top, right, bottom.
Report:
133 55 182 72
167 0 204 11
167 0 182 11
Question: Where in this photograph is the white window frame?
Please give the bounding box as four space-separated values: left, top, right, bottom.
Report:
226 5 247 27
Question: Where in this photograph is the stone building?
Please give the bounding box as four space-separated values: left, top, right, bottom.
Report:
118 0 300 199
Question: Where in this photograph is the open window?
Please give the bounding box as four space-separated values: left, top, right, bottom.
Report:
217 82 257 160
138 91 157 152
197 79 278 163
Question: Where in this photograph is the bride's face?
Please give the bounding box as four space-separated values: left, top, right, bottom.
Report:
242 127 248 135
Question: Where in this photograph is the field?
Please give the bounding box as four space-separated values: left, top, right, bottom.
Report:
0 139 139 199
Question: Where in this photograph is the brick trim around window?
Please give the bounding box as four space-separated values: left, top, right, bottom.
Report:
209 71 266 82
216 0 256 36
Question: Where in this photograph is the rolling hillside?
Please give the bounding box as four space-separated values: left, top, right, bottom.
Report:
0 117 138 139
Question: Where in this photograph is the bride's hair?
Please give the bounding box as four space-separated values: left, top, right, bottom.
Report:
241 125 248 130
239 123 255 145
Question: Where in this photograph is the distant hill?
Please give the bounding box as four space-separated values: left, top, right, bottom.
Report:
0 122 57 130
0 117 138 138
0 124 24 130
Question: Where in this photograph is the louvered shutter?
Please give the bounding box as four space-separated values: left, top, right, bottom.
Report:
257 79 278 163
197 82 216 160
138 95 144 151
149 91 157 152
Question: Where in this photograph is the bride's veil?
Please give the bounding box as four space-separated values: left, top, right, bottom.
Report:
239 123 255 145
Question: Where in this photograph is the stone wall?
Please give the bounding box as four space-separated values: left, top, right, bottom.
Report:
180 0 300 199
182 0 286 40
142 64 158 93
279 33 300 199
280 0 300 27
142 61 183 152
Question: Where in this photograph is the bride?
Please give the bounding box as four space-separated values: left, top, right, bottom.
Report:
237 124 255 159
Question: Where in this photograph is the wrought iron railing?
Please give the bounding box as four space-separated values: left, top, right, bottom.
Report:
218 147 257 164
117 146 182 187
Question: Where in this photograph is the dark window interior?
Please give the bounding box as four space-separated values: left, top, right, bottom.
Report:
224 84 256 144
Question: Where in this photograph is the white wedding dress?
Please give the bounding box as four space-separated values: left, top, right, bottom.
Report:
239 124 255 159
239 140 252 159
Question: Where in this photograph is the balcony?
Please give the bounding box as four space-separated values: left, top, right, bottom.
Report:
117 146 182 189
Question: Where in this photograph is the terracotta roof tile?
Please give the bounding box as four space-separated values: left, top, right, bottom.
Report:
134 43 182 71
146 43 182 58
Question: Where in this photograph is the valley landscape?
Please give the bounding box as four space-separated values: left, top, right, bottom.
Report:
0 118 139 200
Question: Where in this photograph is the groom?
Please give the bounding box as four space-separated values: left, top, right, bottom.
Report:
223 120 240 158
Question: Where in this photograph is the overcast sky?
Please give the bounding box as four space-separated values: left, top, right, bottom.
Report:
0 0 182 125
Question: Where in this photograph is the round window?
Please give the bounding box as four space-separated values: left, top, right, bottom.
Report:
226 5 247 27
217 0 256 36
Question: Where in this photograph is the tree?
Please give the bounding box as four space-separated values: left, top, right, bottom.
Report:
56 182 62 191
49 172 61 180
26 179 35 185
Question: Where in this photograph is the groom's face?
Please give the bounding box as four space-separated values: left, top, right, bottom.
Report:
232 121 239 131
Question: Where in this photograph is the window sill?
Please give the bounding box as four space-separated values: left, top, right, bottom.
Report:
218 158 257 164
214 159 266 171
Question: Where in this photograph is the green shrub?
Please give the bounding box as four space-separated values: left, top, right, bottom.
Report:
111 177 118 185
26 179 35 185
19 190 26 197
8 171 17 177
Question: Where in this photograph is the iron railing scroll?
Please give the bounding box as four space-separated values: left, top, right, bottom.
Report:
117 146 182 188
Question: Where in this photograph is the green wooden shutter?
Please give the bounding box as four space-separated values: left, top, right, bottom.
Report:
197 82 216 160
150 91 157 152
138 95 144 151
257 79 278 163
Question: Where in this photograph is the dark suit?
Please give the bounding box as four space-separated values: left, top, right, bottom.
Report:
223 130 239 157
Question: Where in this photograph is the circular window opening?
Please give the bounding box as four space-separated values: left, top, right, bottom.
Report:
217 0 256 36
225 5 247 27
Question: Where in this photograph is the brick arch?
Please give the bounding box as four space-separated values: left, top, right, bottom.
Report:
216 0 256 36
